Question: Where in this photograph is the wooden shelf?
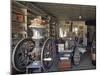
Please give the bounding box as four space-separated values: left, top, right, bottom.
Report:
12 2 27 39
29 25 46 28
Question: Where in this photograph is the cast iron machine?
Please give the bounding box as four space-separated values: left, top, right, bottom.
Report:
12 16 57 73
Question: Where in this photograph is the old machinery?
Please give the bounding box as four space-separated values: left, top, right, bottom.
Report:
12 16 57 73
12 38 35 72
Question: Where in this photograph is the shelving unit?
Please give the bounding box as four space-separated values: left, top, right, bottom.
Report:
49 17 58 38
12 1 39 47
12 2 27 40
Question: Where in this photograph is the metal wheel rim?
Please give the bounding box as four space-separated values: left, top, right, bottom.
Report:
12 38 35 72
41 38 56 71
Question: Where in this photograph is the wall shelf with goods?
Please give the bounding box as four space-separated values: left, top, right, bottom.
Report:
12 1 38 44
49 17 58 38
42 16 51 38
12 8 27 39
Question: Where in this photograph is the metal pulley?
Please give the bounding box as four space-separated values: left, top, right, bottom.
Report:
41 38 57 72
12 38 35 72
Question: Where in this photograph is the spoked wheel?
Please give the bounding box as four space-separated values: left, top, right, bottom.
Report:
12 38 35 72
41 38 57 72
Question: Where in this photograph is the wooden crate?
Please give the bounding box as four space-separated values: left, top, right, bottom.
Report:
57 59 71 71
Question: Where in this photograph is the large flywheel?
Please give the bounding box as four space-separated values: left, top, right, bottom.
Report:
12 38 35 72
41 38 57 72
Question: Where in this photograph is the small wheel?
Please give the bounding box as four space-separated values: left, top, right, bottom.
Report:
12 38 35 72
41 38 57 72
